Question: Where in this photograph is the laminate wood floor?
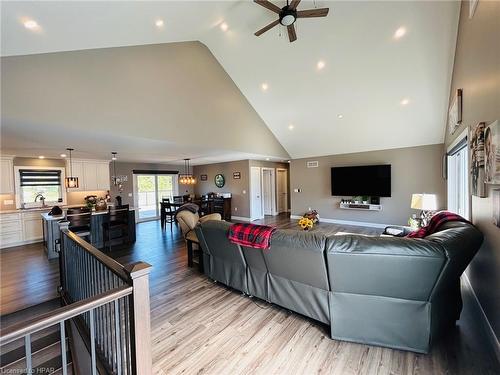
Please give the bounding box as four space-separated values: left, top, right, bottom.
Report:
1 215 499 374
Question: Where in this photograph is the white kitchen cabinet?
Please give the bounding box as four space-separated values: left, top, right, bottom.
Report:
0 212 22 248
0 157 14 194
22 210 47 241
96 162 110 190
83 162 98 191
66 159 110 191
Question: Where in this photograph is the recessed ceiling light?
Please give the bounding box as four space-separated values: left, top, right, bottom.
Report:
337 114 344 119
400 98 410 105
60 153 67 158
288 124 294 130
38 155 45 159
266 158 270 161
394 27 407 39
317 60 325 70
220 22 228 32
261 82 269 91
287 160 291 163
23 19 39 30
155 19 164 28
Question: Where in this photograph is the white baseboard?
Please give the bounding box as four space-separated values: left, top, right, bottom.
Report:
0 238 43 250
290 215 390 229
231 216 251 222
462 273 500 363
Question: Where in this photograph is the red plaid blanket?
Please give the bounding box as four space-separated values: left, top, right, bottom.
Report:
407 211 470 238
228 223 276 249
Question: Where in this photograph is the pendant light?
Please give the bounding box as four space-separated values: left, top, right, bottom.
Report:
179 158 196 185
111 152 118 186
64 148 79 188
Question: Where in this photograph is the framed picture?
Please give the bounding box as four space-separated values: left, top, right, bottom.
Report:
233 172 241 179
448 89 463 135
493 189 500 228
200 174 207 181
469 122 486 197
485 120 500 184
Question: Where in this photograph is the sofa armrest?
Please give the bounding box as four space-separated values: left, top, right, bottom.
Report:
199 213 222 223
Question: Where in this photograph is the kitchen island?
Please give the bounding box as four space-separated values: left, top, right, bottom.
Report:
41 208 136 259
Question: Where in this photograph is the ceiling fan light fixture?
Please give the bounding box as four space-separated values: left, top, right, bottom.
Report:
280 13 296 26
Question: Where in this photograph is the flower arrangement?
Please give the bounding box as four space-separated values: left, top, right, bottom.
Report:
303 210 319 223
298 217 314 231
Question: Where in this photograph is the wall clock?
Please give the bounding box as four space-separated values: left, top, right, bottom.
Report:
214 174 225 188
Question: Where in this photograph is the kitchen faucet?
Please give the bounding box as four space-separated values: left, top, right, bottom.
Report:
34 192 46 207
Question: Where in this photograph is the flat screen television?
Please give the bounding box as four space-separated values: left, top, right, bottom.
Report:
331 165 391 197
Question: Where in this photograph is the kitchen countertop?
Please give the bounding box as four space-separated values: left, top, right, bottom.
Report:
1 204 135 216
41 206 136 221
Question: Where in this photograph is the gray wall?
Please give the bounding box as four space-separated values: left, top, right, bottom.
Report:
193 159 290 219
108 161 193 207
290 144 446 226
444 0 500 340
193 160 250 218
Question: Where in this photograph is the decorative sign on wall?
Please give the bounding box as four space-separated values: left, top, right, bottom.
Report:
214 174 225 188
448 89 463 135
485 120 500 184
306 161 319 168
233 172 241 179
469 122 486 197
200 174 208 181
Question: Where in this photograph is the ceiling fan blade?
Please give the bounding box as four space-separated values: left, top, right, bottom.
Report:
289 0 301 10
297 8 330 18
287 24 297 42
254 0 281 14
254 19 280 36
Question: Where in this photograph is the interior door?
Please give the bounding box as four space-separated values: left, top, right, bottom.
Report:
250 167 263 220
262 169 273 215
277 169 288 213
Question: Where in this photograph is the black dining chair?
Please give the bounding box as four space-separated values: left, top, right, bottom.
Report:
162 198 176 231
66 207 92 242
102 205 130 251
182 194 191 203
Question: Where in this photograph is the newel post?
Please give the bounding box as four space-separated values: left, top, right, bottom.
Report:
125 261 153 375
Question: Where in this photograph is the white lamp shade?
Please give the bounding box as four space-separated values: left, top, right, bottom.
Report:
411 194 437 210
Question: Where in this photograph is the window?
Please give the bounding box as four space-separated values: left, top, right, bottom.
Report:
447 137 469 219
15 167 66 208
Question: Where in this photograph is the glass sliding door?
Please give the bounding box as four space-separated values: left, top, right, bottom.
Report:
134 173 178 222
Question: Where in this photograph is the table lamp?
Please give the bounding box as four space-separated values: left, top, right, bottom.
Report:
411 193 437 226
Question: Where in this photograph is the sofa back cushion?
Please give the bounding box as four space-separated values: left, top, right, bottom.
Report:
262 229 329 290
198 220 246 265
326 235 446 301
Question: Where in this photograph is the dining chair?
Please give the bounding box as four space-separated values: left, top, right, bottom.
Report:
102 205 129 251
162 198 176 231
66 207 92 242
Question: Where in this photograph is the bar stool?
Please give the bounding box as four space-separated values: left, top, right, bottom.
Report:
102 205 129 251
66 207 92 242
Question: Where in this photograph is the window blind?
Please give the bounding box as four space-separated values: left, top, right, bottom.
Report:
20 169 62 186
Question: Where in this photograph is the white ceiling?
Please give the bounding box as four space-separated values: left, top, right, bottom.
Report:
1 1 460 161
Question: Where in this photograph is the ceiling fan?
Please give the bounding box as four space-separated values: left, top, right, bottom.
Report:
254 0 329 42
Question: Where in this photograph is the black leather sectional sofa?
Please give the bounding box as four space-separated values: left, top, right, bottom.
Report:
195 220 482 353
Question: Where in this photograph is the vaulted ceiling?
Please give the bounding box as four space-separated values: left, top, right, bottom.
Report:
1 1 460 162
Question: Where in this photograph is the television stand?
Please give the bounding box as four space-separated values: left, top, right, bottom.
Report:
339 202 382 211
